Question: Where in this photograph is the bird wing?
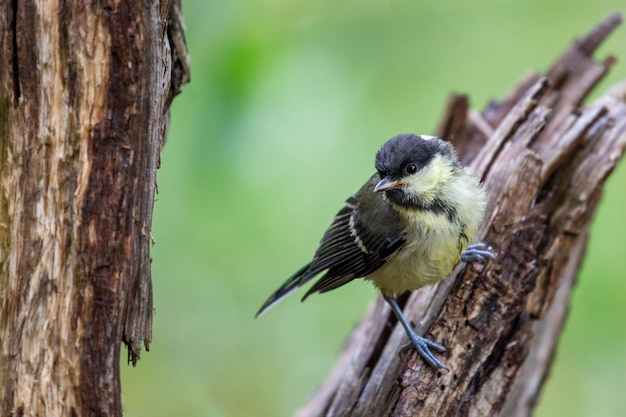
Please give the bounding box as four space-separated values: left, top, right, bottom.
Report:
256 175 405 317
301 192 405 298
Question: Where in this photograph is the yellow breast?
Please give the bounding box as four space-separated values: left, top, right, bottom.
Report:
366 211 463 296
367 168 486 296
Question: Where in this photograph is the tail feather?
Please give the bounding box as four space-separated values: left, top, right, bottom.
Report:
256 264 313 317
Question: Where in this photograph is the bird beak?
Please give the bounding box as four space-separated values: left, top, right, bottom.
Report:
374 177 407 192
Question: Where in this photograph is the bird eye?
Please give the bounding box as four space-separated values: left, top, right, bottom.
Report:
405 163 418 174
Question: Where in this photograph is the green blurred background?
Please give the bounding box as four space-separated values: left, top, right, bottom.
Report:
121 1 626 416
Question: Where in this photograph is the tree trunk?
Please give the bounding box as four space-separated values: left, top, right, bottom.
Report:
296 13 626 417
0 1 189 416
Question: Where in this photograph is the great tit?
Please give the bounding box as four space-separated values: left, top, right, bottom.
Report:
257 133 493 369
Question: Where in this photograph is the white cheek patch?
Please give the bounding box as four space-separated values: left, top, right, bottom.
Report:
419 135 438 141
406 155 448 196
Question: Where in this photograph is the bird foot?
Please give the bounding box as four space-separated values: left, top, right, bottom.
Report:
461 242 495 263
385 295 448 369
399 334 448 370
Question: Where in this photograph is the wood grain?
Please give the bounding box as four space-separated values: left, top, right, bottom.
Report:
0 1 189 415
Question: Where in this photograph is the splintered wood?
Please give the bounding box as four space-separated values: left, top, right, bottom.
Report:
297 12 626 417
0 2 189 416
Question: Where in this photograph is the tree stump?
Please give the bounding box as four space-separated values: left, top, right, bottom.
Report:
0 1 189 416
296 12 626 417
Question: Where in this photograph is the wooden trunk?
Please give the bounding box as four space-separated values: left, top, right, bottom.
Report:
0 1 189 415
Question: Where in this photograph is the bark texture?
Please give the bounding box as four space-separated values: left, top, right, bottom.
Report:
297 13 626 417
0 1 189 416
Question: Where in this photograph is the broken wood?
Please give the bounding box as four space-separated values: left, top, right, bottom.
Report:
0 1 189 416
296 12 625 417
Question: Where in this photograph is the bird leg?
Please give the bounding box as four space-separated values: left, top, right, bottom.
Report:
384 244 494 369
384 295 447 369
461 242 495 263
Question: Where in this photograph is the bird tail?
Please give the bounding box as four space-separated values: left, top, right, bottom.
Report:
255 264 313 318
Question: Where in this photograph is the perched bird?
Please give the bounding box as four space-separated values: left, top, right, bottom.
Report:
256 133 493 369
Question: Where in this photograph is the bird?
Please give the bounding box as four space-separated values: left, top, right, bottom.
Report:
256 133 493 369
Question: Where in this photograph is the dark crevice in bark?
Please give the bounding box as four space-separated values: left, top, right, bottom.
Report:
10 0 20 105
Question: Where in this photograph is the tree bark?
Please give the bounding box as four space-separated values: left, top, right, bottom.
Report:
0 1 189 416
296 13 626 417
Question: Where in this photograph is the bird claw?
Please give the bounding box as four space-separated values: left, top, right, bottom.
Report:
399 335 448 370
461 242 496 263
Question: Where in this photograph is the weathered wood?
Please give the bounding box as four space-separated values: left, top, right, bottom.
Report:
296 13 625 417
0 1 189 416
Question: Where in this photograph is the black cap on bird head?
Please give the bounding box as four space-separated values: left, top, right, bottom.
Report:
374 133 455 179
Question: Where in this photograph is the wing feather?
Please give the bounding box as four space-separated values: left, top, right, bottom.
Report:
256 175 405 316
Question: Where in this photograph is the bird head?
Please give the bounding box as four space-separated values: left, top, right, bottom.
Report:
373 133 461 208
